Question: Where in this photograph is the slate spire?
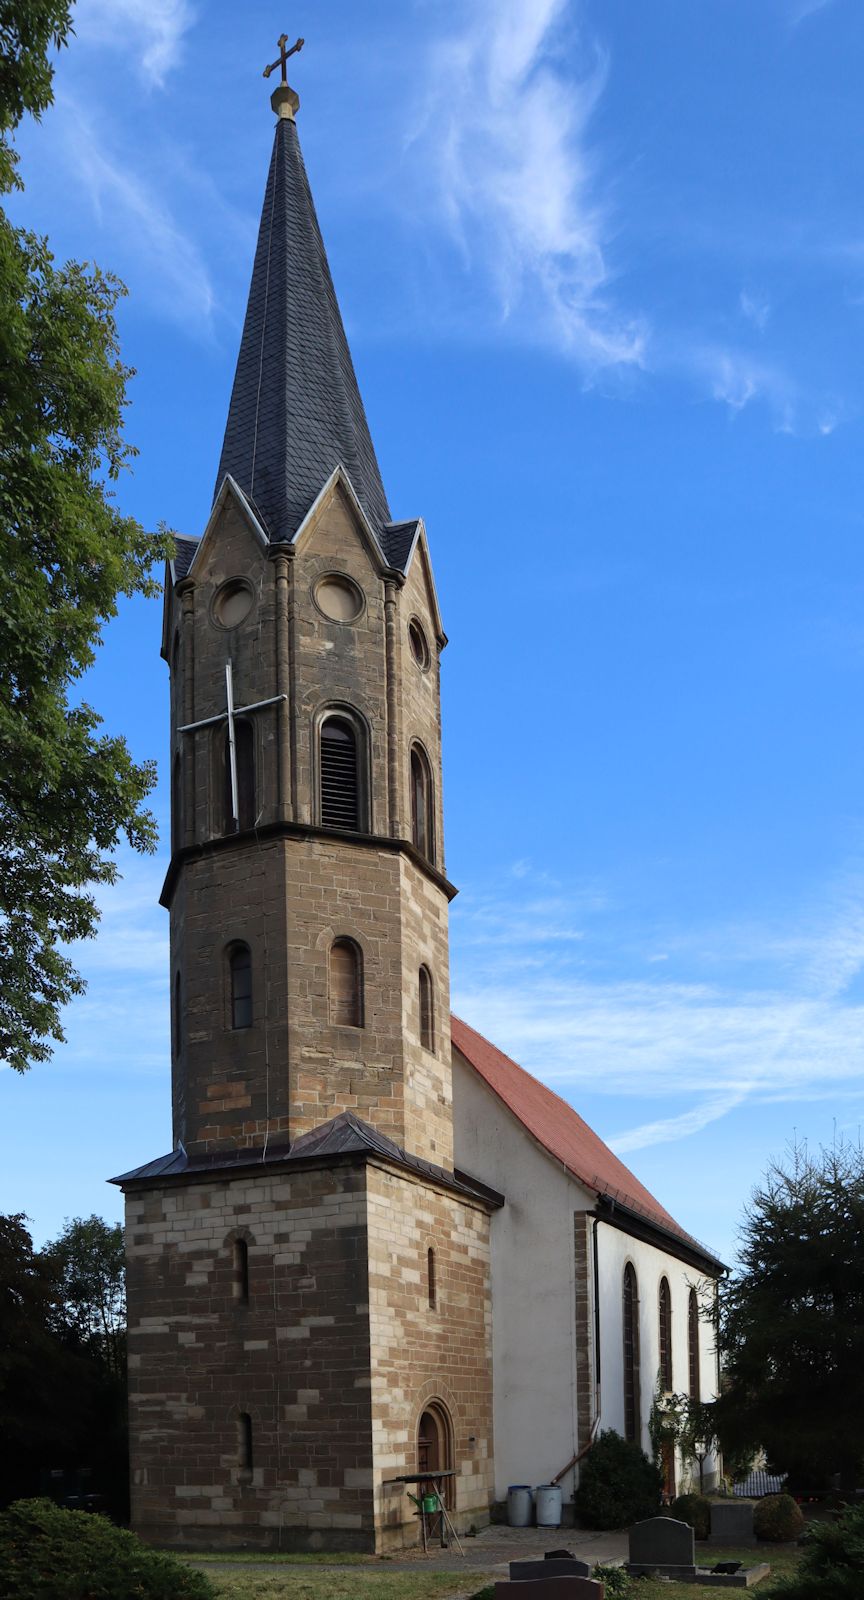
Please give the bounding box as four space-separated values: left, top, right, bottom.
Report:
215 86 391 543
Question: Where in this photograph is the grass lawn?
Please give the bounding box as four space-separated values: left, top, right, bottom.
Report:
206 1572 487 1600
186 1542 803 1600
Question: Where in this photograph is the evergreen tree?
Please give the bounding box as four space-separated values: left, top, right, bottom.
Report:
716 1140 864 1488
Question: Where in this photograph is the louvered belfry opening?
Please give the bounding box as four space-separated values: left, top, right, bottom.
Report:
320 716 359 830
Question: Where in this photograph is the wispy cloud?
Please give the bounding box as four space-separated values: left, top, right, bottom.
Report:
54 95 216 327
73 0 195 87
410 0 646 369
787 0 836 26
739 289 771 331
451 863 864 1153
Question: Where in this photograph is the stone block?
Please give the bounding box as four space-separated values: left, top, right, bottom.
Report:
495 1580 603 1599
628 1515 696 1578
510 1559 592 1580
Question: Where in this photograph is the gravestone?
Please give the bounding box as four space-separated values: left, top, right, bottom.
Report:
510 1558 592 1580
628 1515 697 1578
711 1499 755 1545
495 1580 604 1600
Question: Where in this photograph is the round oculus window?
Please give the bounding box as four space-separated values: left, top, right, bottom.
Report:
408 618 431 669
314 574 364 623
213 579 254 629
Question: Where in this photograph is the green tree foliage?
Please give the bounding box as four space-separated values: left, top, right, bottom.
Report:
0 1214 128 1516
753 1494 805 1543
768 1501 864 1600
0 1499 215 1600
43 1216 126 1379
0 1 173 1073
574 1429 663 1529
671 1492 711 1540
716 1141 864 1489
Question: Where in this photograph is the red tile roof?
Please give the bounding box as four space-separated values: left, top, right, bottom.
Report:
451 1014 694 1246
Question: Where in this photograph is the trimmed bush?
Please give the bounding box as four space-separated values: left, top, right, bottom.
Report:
672 1492 711 1540
574 1429 663 1530
753 1492 805 1543
766 1501 864 1599
592 1563 633 1596
0 1499 216 1600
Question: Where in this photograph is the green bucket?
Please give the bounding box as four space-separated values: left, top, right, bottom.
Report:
422 1493 439 1514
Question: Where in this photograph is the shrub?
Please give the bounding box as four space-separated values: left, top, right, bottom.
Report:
0 1499 216 1600
574 1429 663 1530
671 1492 711 1539
766 1501 864 1599
753 1492 805 1543
592 1563 633 1596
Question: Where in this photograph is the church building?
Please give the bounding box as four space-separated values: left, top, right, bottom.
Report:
112 59 724 1552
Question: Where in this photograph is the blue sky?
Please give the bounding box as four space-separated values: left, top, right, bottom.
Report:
3 0 863 1266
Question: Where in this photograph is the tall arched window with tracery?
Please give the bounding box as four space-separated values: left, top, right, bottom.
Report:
329 938 363 1027
320 714 363 830
688 1287 701 1398
623 1262 640 1444
410 744 434 862
659 1276 673 1391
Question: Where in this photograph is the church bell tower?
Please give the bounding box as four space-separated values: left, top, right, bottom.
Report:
115 48 497 1554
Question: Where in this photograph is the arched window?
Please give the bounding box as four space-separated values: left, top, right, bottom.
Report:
688 1288 701 1398
427 1246 437 1310
410 744 434 861
329 939 363 1027
419 965 434 1051
229 944 252 1030
171 751 182 853
237 1412 253 1476
222 719 255 833
320 715 361 830
623 1263 640 1444
659 1277 673 1391
173 971 181 1059
233 1239 250 1304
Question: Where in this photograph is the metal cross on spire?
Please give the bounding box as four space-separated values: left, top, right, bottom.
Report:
263 33 304 85
178 662 286 832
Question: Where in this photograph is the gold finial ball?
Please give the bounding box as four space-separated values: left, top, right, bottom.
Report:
271 82 300 121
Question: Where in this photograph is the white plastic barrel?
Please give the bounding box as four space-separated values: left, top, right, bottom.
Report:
535 1483 562 1527
507 1485 533 1527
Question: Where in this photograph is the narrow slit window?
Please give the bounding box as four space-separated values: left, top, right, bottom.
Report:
659 1277 673 1391
330 939 363 1027
427 1246 437 1310
320 716 359 830
233 1239 249 1304
222 719 255 833
688 1288 701 1398
419 965 434 1051
229 945 253 1030
410 745 434 862
238 1412 253 1474
623 1263 640 1444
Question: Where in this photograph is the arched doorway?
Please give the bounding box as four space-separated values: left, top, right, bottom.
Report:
417 1402 454 1506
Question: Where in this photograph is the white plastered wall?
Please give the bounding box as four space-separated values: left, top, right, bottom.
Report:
595 1221 721 1491
452 1047 722 1502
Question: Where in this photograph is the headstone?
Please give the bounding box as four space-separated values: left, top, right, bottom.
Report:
495 1580 603 1600
628 1515 696 1578
711 1499 755 1544
511 1558 592 1580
